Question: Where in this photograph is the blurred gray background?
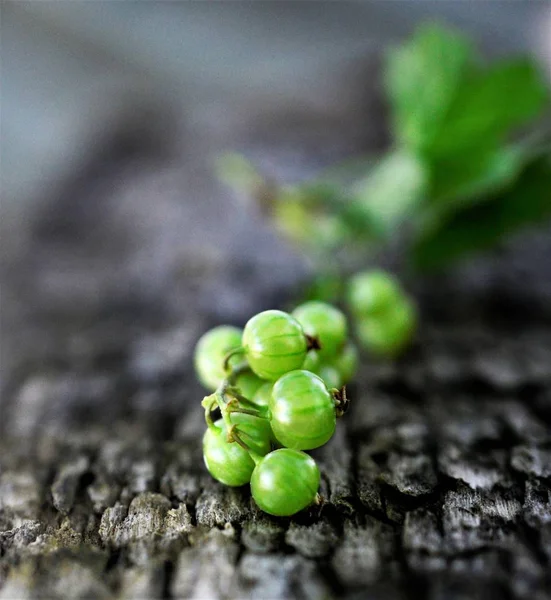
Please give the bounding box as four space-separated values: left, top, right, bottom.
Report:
4 2 550 212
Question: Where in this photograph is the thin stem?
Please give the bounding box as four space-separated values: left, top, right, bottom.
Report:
210 383 235 431
223 347 245 372
228 407 267 419
202 357 270 456
204 396 223 433
226 361 251 385
205 406 216 429
226 390 269 417
220 403 235 432
227 425 251 452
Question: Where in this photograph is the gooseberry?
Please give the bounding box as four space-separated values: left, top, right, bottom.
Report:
194 326 242 391
250 448 320 516
202 413 272 487
292 301 347 359
269 370 336 450
242 310 307 380
356 297 416 357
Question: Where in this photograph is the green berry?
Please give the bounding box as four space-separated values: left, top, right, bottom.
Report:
243 310 307 380
203 413 272 487
236 370 264 400
292 301 347 359
331 342 358 384
302 350 320 373
250 448 320 516
347 270 401 317
270 370 336 450
252 382 273 409
317 364 342 389
194 326 242 391
230 412 273 457
356 298 416 358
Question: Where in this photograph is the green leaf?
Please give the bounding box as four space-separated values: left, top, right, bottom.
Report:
428 59 549 158
353 150 428 234
385 24 473 152
429 144 527 209
413 154 551 271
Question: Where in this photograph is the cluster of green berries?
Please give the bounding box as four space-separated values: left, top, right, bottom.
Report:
194 302 356 517
347 270 417 358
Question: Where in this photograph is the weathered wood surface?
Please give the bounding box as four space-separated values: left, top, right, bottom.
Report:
2 265 551 599
1 122 551 599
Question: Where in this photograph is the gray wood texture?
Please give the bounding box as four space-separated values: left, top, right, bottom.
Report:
2 239 551 598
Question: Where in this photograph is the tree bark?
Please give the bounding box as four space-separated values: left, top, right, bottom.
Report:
2 272 550 600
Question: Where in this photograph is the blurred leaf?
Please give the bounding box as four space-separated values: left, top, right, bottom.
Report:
429 144 527 209
413 154 551 270
353 150 428 234
385 24 473 152
217 24 551 277
428 59 549 158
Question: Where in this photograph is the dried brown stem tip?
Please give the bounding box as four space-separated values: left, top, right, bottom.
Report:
306 334 322 352
333 386 350 418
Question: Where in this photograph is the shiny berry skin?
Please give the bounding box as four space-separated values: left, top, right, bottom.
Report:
356 298 416 358
236 370 264 400
292 301 347 359
194 326 242 391
242 310 307 380
347 270 401 317
331 343 358 384
252 382 273 409
203 414 271 487
301 350 320 373
269 370 336 450
250 448 320 516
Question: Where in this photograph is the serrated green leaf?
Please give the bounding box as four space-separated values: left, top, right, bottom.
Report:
413 154 551 271
385 24 473 152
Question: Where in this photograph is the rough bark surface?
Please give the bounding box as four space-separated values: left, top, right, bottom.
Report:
1 129 551 599
2 276 551 599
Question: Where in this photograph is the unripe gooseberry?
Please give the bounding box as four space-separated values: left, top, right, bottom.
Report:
252 382 273 410
292 301 347 359
242 310 307 380
330 342 358 384
302 350 321 373
317 364 342 389
250 448 320 516
202 413 272 487
235 370 264 400
194 326 242 391
356 297 416 358
269 370 336 450
347 270 402 317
